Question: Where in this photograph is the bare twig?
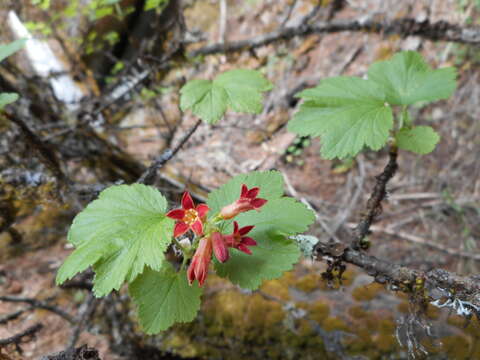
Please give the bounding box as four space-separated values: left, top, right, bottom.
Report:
137 119 202 185
191 17 480 57
66 295 98 351
3 112 69 187
347 223 480 262
315 239 480 305
353 146 398 249
0 307 32 325
0 296 75 324
0 323 43 349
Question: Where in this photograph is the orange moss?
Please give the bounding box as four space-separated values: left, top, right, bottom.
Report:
294 273 322 293
352 283 385 302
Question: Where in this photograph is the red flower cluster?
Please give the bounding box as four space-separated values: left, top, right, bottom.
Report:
167 185 267 286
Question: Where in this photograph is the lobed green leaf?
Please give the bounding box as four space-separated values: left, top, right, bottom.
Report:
395 126 440 155
214 197 315 290
367 51 457 105
288 76 393 159
180 69 272 124
130 263 202 334
56 184 174 297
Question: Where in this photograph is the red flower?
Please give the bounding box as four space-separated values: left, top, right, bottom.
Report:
211 232 229 263
187 232 229 286
187 236 212 286
224 221 257 255
220 184 268 220
167 192 209 238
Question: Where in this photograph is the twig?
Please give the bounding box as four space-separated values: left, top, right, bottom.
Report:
352 145 398 249
0 323 43 349
137 119 202 185
280 0 298 27
218 0 227 44
0 307 32 325
347 223 480 262
190 17 480 57
0 296 75 324
3 112 69 187
66 295 98 351
315 239 480 306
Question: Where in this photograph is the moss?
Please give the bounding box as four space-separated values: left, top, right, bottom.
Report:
322 317 349 332
352 283 385 302
442 335 471 359
425 304 441 320
261 278 291 301
397 301 410 314
309 302 330 324
348 305 368 319
295 273 322 293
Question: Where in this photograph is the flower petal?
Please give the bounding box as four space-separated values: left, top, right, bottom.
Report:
181 192 195 210
196 203 209 218
166 209 185 220
191 219 204 236
251 198 267 209
246 187 260 199
212 232 229 263
241 237 257 246
187 259 197 285
240 184 248 197
238 225 254 236
173 222 189 238
233 221 239 234
237 244 252 255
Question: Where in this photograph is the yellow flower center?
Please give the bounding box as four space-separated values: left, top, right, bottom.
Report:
184 208 199 225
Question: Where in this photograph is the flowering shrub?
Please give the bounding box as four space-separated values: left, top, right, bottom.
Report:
54 50 457 335
56 171 315 333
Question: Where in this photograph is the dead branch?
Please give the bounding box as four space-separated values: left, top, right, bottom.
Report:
137 119 202 185
191 17 480 57
315 237 480 308
0 296 75 324
3 112 69 187
41 344 102 360
353 145 398 249
0 323 43 351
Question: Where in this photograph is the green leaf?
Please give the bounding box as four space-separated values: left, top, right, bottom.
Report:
206 170 285 216
215 69 273 113
0 39 27 63
56 184 174 297
130 263 202 334
288 76 393 159
180 80 228 124
0 93 19 109
180 69 272 124
368 51 457 105
395 126 440 155
214 197 315 289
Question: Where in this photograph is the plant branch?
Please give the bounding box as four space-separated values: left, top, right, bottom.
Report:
191 17 480 57
0 296 75 324
3 112 69 187
137 119 202 185
352 145 398 249
0 323 43 349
